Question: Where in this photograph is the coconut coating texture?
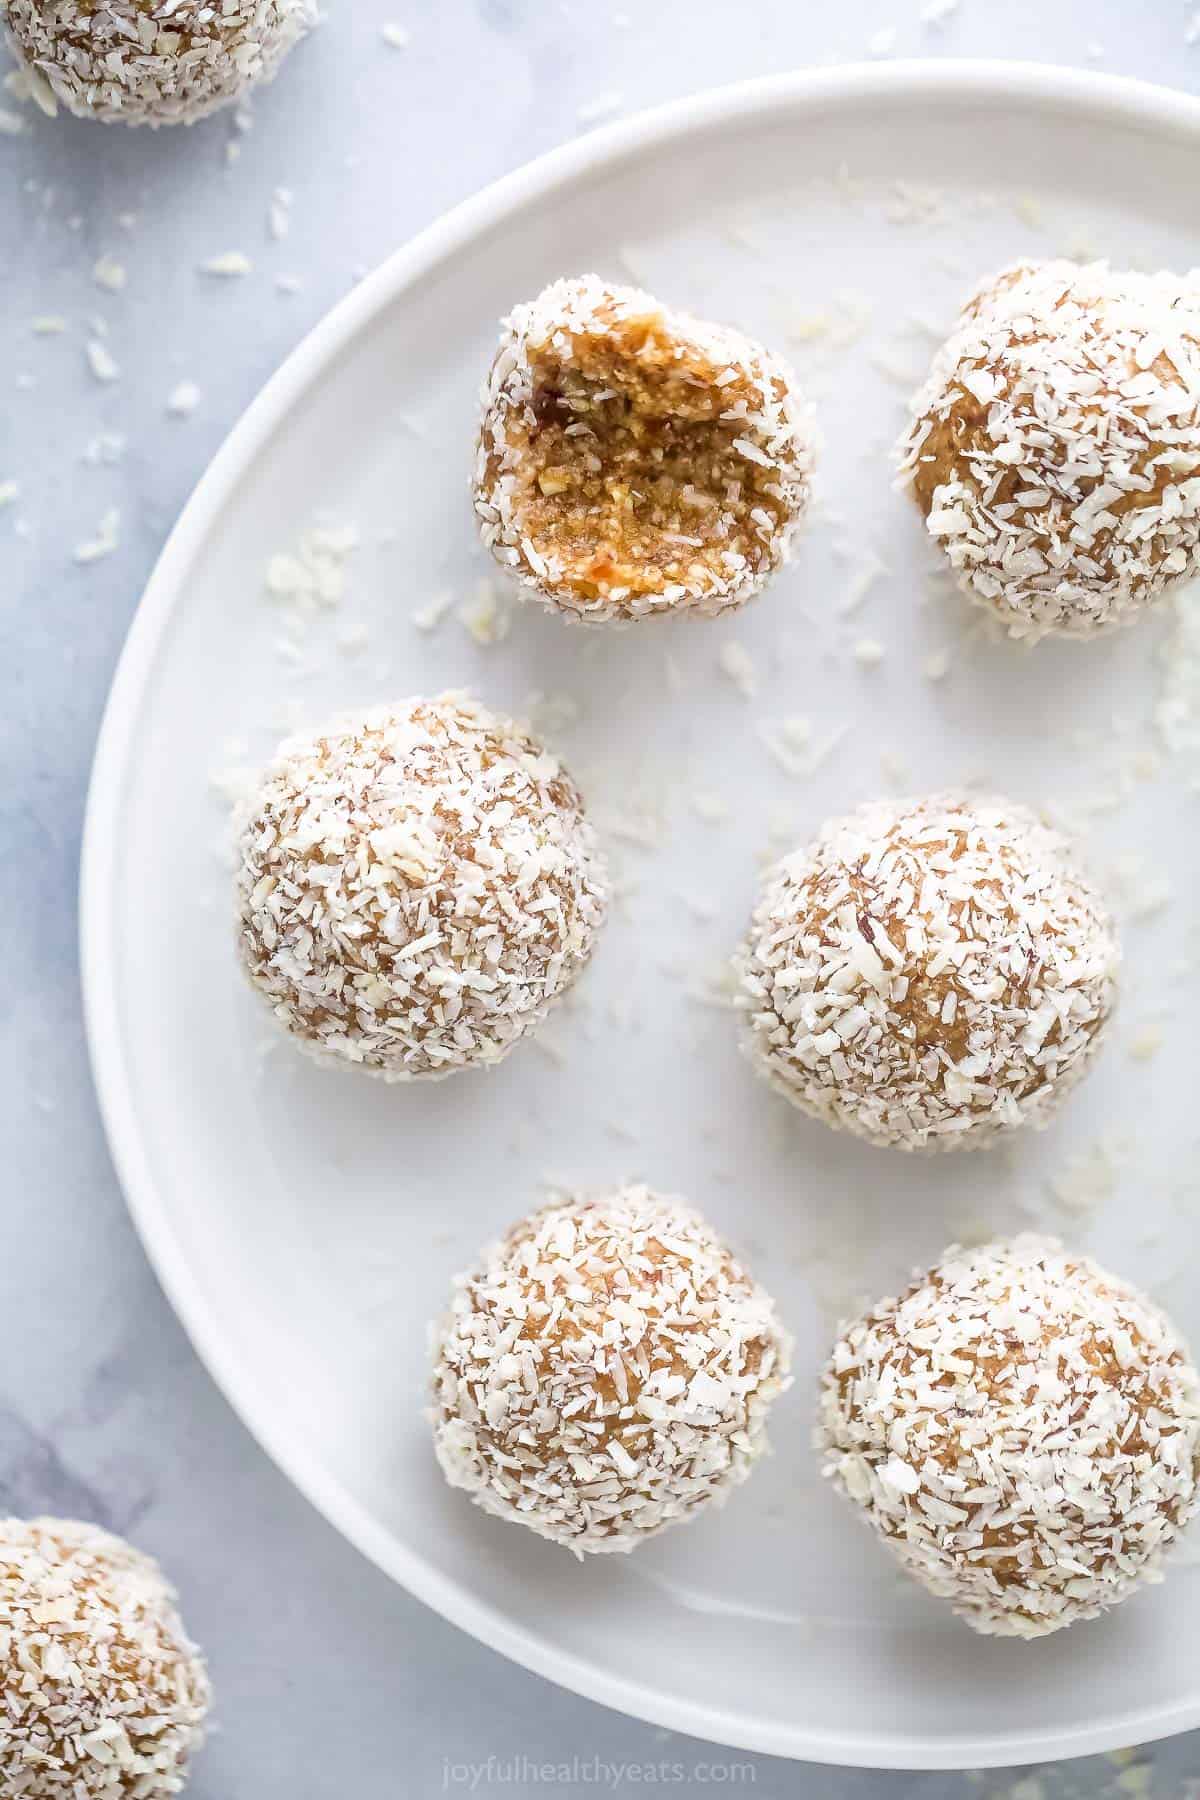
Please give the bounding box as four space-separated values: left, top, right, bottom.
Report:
3 0 316 126
897 258 1200 639
818 1236 1200 1638
474 274 817 624
0 1517 210 1797
735 793 1118 1152
234 694 609 1081
431 1185 792 1554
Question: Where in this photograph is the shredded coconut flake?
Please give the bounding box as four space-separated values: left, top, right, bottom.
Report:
166 379 201 417
852 636 886 667
86 339 119 383
92 255 126 293
717 640 757 698
200 250 252 277
74 507 120 564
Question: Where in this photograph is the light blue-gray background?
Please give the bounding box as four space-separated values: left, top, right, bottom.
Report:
3 4 1200 1796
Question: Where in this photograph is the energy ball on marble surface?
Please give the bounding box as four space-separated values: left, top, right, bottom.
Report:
0 1517 210 1797
818 1235 1200 1638
431 1184 792 1553
474 274 817 624
897 258 1200 640
234 693 608 1081
3 0 316 127
734 792 1118 1152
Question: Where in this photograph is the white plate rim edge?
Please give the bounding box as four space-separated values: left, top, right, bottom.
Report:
78 61 1200 1771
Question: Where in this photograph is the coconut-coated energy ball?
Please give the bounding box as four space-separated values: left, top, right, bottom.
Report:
234 694 609 1081
474 274 817 624
818 1236 1200 1638
3 0 316 127
735 793 1118 1152
897 259 1200 639
0 1517 210 1797
432 1185 792 1553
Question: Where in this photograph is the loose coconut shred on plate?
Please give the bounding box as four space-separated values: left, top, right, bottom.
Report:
897 258 1200 640
474 274 817 624
3 0 317 126
431 1185 792 1554
234 693 609 1081
819 1236 1200 1637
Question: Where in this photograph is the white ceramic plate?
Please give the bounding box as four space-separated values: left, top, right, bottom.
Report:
82 63 1200 1769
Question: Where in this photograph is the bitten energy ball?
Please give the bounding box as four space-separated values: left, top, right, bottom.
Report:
0 1517 210 1797
474 274 816 624
432 1185 792 1553
3 0 316 127
897 259 1200 639
819 1236 1200 1638
235 694 608 1080
735 793 1118 1152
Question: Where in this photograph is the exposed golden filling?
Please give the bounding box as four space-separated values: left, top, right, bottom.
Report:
492 305 791 605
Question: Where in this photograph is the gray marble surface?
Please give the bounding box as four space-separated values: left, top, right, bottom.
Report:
5 3 1200 1795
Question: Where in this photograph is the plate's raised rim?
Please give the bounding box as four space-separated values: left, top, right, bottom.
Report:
80 62 1200 1770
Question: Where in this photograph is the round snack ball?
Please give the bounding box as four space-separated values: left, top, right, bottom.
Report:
474 274 817 624
897 258 1200 639
235 693 608 1081
818 1236 1200 1638
735 792 1118 1152
4 0 316 127
432 1184 792 1553
0 1517 210 1797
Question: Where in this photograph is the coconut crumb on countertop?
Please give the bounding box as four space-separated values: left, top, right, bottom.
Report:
200 250 253 277
92 254 126 292
852 636 886 667
166 379 201 417
85 339 119 383
74 507 120 564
